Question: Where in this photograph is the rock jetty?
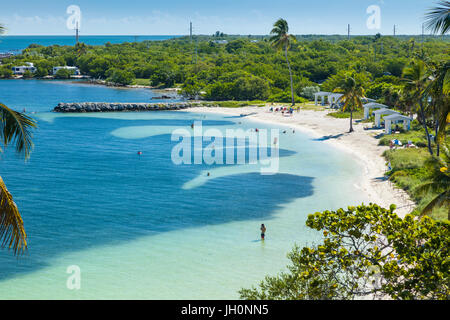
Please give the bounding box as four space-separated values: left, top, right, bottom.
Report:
53 102 216 113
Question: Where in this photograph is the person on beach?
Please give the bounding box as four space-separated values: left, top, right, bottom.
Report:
260 224 266 240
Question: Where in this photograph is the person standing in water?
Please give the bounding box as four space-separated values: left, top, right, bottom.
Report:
260 224 266 240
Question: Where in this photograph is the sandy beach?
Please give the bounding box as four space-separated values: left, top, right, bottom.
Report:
183 105 416 217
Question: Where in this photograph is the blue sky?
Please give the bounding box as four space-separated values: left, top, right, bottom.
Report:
0 0 438 35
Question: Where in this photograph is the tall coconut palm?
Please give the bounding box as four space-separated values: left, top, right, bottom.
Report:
425 1 450 34
334 76 366 133
0 99 36 256
402 60 434 155
425 61 450 156
0 23 37 255
270 19 296 106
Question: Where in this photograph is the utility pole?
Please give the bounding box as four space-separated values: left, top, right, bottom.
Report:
75 21 79 44
347 24 350 40
190 22 192 42
393 25 396 37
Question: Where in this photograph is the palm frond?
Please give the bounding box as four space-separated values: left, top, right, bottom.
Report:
0 176 27 255
425 1 450 34
0 103 37 159
419 190 450 217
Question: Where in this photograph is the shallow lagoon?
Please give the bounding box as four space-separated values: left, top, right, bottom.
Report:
0 80 367 299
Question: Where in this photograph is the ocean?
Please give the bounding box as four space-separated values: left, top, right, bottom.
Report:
0 79 367 299
0 35 177 53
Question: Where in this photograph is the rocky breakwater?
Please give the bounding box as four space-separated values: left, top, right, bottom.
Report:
53 102 215 113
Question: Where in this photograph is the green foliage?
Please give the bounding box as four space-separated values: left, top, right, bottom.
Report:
204 72 269 101
299 86 320 100
327 109 365 119
106 68 135 86
22 70 34 79
54 68 73 79
267 91 307 103
5 35 448 103
383 147 449 220
240 204 450 300
0 66 13 78
34 67 48 78
181 76 203 99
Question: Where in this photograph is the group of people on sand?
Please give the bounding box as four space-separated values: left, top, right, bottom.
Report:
269 106 296 116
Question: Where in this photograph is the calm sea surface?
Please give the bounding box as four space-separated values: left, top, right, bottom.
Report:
0 79 367 299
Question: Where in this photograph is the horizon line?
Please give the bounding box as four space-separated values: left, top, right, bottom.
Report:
1 33 447 37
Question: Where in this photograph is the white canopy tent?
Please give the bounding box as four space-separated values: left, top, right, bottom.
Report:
363 103 390 120
384 114 412 134
314 92 343 106
328 93 343 106
373 108 400 127
314 92 331 106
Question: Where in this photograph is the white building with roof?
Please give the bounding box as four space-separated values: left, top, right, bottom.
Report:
12 62 36 75
384 114 412 134
373 108 400 127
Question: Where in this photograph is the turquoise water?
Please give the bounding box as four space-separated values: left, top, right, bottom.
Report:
0 80 367 299
0 35 177 53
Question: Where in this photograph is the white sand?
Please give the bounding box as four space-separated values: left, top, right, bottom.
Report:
182 105 415 217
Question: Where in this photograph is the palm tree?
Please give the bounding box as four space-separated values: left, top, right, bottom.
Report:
425 61 450 156
334 76 366 133
425 1 450 34
402 60 434 155
270 19 296 106
0 100 36 256
415 155 450 220
0 23 37 256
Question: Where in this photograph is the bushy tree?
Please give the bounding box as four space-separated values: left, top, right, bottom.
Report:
54 68 73 79
106 68 135 86
240 204 450 300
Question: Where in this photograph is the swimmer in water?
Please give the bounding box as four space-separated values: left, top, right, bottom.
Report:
260 224 266 240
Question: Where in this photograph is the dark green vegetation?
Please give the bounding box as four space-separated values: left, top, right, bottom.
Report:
1 34 448 103
240 204 449 300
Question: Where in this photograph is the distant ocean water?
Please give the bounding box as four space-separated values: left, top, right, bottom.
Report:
0 80 368 299
0 35 178 53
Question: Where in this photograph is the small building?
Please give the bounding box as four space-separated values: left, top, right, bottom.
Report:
384 114 412 134
373 108 400 128
11 62 36 75
53 66 80 75
363 102 389 120
314 92 343 106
